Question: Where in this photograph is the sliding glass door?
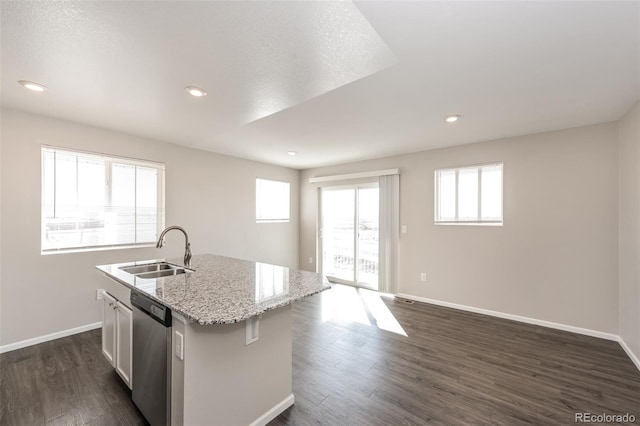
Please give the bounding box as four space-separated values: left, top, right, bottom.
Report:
320 184 379 289
321 188 355 282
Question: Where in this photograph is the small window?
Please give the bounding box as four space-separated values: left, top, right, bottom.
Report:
435 163 503 225
256 178 290 223
41 146 165 253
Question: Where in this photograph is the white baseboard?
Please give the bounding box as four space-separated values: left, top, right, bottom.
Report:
618 337 640 372
249 394 295 426
395 293 619 341
0 322 102 354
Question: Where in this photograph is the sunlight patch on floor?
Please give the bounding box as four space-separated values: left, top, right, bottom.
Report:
321 284 371 325
321 284 408 336
360 288 408 336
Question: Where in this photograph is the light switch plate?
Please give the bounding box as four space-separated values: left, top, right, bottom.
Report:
401 225 407 234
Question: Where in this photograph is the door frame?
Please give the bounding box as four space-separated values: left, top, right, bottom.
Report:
318 182 379 290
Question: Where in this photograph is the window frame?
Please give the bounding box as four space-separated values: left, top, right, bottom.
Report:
434 162 503 226
255 177 291 223
41 145 166 254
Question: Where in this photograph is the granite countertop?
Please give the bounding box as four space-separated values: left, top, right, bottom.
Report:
96 254 330 325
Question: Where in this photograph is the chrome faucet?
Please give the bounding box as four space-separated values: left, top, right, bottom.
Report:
156 226 192 267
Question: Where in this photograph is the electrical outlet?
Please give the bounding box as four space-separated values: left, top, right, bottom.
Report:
175 331 184 360
245 316 261 345
96 289 104 300
420 273 427 282
308 257 313 264
401 225 407 234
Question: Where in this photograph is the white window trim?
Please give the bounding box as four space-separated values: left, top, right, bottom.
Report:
41 146 166 254
41 243 157 256
434 162 503 226
308 168 399 183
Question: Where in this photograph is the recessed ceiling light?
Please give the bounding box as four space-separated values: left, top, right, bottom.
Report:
445 114 461 123
18 80 48 92
287 151 297 156
185 86 207 97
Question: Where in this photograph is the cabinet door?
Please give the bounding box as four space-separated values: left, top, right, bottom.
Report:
116 301 133 389
102 292 117 367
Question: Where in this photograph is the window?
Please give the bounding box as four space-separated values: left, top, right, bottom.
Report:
256 178 290 223
434 163 503 225
41 146 165 253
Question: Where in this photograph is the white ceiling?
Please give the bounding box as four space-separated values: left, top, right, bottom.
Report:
2 1 638 169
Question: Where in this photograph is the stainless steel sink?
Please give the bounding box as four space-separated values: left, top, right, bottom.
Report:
120 261 193 279
135 268 190 279
121 262 176 274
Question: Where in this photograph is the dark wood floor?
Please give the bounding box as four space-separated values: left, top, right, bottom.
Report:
1 285 638 425
0 329 147 425
275 286 640 426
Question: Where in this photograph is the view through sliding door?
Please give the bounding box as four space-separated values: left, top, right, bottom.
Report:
320 184 379 290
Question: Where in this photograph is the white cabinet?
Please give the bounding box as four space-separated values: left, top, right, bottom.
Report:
102 292 117 366
101 291 132 389
115 301 132 387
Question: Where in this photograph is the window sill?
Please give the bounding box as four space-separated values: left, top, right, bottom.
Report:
434 222 503 227
41 243 156 255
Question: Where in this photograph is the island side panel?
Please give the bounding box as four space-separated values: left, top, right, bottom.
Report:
179 305 293 426
172 315 187 426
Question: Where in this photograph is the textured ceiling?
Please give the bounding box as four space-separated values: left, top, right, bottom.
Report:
1 1 639 169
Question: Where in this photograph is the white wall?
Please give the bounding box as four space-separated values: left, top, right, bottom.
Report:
0 109 299 347
618 101 640 363
300 123 619 334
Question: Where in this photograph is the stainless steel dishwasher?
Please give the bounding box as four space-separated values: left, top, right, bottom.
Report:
131 290 172 426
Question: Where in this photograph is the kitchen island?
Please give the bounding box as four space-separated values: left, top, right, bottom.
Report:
97 254 329 426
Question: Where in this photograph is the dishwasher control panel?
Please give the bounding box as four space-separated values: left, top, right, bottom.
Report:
150 304 165 320
131 291 172 326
